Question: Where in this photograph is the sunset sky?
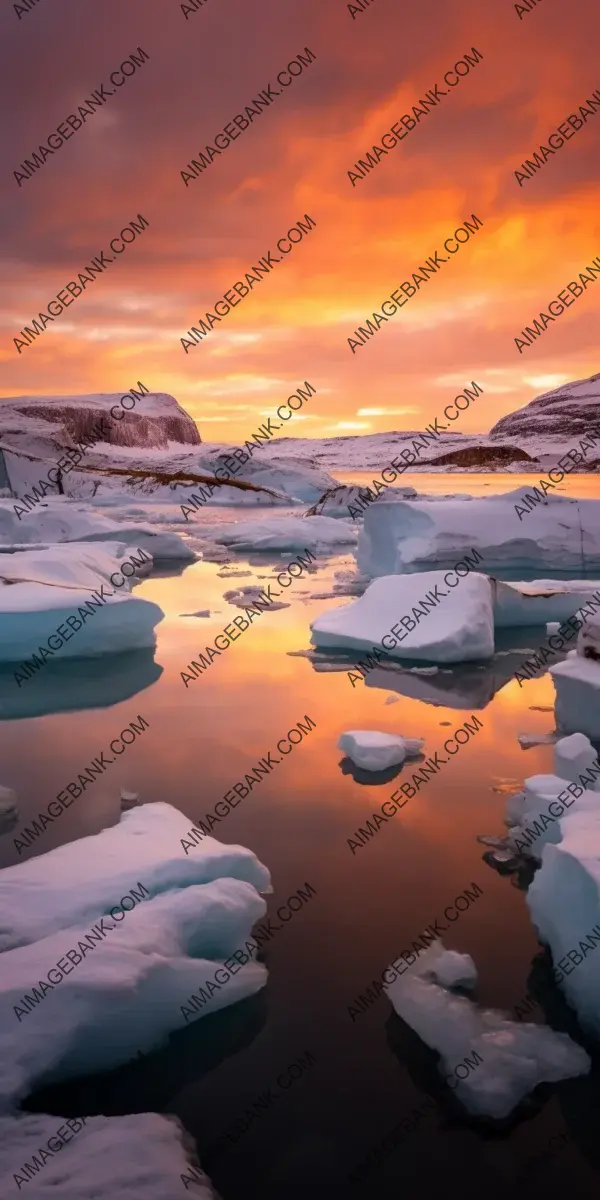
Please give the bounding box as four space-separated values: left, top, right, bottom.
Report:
2 0 600 444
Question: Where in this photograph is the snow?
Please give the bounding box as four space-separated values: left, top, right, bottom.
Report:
0 1112 216 1199
0 802 270 951
550 652 600 739
578 613 600 659
311 571 495 664
384 950 590 1119
337 730 424 771
206 514 357 553
357 491 600 577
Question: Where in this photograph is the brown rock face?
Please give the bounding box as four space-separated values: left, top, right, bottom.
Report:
428 445 535 467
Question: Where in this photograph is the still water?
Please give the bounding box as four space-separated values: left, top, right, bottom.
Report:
4 475 600 1200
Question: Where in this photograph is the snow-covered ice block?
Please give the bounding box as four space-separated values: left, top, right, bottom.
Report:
337 730 424 771
578 613 600 660
0 1111 216 1198
357 491 600 577
311 571 494 664
430 950 478 990
554 733 600 790
385 971 590 1119
527 821 600 1038
208 514 357 553
550 653 600 739
0 541 151 593
0 802 271 950
493 580 600 629
0 878 267 1107
0 584 163 664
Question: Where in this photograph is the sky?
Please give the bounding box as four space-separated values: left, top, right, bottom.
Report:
2 0 600 444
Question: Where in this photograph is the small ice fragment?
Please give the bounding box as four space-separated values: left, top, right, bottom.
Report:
120 788 140 809
518 732 558 749
0 785 18 816
546 621 561 634
338 730 424 772
431 949 477 990
180 610 211 618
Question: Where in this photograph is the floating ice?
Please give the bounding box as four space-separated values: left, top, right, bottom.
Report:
385 950 590 1119
0 500 195 563
337 730 424 771
311 571 494 664
551 651 600 739
554 732 600 787
0 1110 216 1197
0 802 271 951
207 514 357 553
357 491 600 577
493 579 600 629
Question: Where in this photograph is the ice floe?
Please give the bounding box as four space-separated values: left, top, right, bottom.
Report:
1 500 195 563
551 651 600 739
0 802 270 951
206 514 357 554
493 579 600 628
385 944 590 1119
337 730 424 771
0 1110 216 1198
357 491 600 577
311 571 495 664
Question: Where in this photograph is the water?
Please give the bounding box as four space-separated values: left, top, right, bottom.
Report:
4 474 600 1199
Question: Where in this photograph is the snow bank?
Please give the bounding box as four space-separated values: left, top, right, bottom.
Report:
209 514 357 553
0 802 270 950
0 1112 216 1199
358 491 600 577
550 652 600 739
385 947 590 1119
311 571 495 664
337 730 424 771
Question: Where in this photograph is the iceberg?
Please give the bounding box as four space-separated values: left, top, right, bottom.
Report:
0 802 270 951
357 490 600 578
0 1111 216 1198
311 571 495 664
337 730 424 771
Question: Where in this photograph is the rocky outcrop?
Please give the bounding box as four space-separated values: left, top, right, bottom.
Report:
0 392 200 455
489 374 600 450
427 444 535 468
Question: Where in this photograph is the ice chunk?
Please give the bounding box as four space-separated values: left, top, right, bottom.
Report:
554 732 600 789
1 500 196 563
311 571 494 664
0 877 267 1107
385 968 590 1119
358 491 600 578
517 732 557 749
550 653 600 739
0 1110 217 1197
337 730 424 771
120 789 140 810
206 514 357 554
429 949 477 990
0 802 270 950
527 822 600 1038
0 786 18 817
493 580 600 629
578 613 600 660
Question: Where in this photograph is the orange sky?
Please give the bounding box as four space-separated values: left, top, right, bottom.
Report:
2 0 600 443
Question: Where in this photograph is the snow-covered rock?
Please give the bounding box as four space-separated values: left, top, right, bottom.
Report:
0 1112 216 1199
337 730 424 771
208 514 357 553
311 571 495 664
385 966 590 1119
550 652 600 739
358 492 600 577
305 483 417 518
489 372 600 458
1 802 270 951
